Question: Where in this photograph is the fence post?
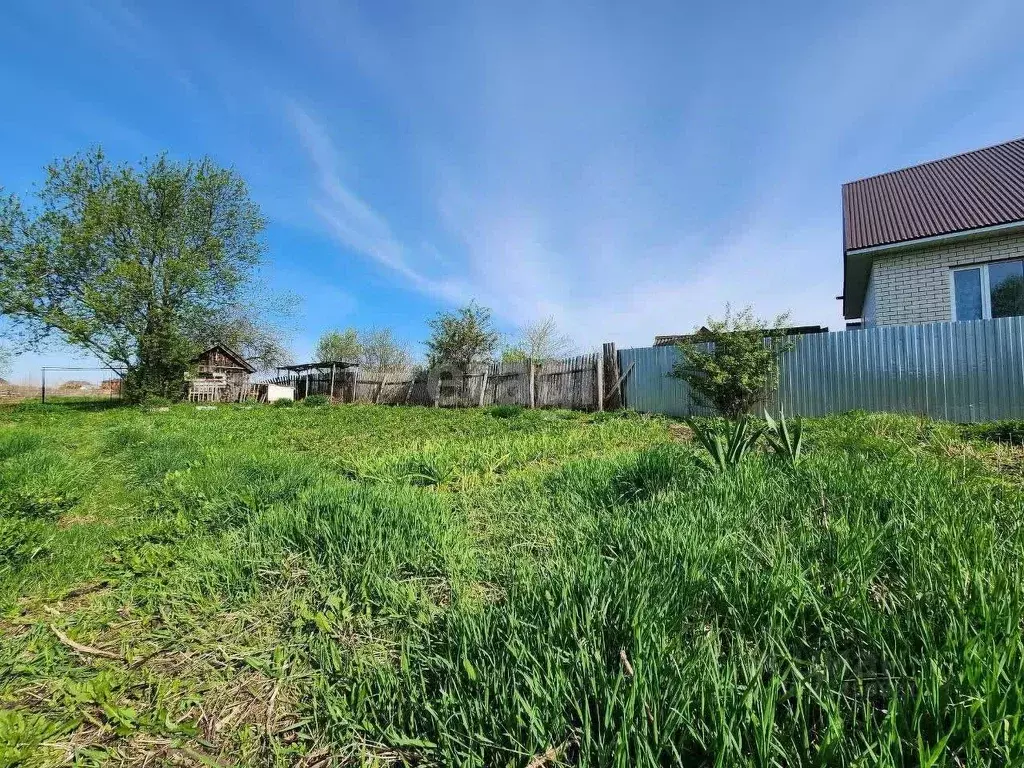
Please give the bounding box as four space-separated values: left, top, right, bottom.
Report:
528 360 536 408
596 353 604 411
41 368 46 404
479 366 489 407
602 343 621 410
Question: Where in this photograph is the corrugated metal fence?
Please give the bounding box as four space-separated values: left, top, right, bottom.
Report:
620 317 1024 422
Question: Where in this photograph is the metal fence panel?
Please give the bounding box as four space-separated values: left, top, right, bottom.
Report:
618 344 714 417
620 317 1024 422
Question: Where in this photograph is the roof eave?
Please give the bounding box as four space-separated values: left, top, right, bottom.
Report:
842 219 1024 320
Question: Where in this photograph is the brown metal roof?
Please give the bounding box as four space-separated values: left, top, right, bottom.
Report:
843 137 1024 252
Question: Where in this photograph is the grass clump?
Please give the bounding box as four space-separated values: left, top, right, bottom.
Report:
489 404 525 419
962 419 1024 445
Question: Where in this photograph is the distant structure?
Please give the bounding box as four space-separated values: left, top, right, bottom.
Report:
273 360 359 401
187 343 256 402
654 325 828 347
59 380 93 391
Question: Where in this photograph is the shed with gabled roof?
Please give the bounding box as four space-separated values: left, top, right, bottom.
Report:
187 343 256 402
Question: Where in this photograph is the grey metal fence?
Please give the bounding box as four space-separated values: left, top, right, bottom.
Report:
620 317 1024 423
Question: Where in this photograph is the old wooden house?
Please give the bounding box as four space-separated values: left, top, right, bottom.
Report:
187 344 256 402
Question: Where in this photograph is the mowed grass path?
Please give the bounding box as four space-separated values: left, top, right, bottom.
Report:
1 402 1023 766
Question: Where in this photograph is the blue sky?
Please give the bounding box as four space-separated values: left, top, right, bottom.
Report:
3 0 1024 382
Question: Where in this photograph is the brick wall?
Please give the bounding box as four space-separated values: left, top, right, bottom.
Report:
867 231 1024 326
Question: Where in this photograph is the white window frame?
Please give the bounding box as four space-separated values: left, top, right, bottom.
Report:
950 264 990 321
950 259 1024 321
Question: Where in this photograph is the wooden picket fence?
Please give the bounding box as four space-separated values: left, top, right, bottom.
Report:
434 355 602 409
269 348 622 412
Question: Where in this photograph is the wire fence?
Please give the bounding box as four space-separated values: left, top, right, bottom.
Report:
11 367 127 404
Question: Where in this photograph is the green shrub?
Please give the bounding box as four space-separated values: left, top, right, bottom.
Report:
961 419 1024 445
670 305 793 418
272 398 295 407
302 394 330 407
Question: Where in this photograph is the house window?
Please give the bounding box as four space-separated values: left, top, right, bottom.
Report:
951 260 1024 321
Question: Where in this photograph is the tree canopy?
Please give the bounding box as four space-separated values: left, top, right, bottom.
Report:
425 302 500 369
315 328 362 363
0 148 287 399
992 275 1024 319
670 305 793 419
315 327 411 376
502 316 575 362
360 327 411 377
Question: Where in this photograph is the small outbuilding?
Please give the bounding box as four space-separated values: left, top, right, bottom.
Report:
187 343 256 402
274 360 360 401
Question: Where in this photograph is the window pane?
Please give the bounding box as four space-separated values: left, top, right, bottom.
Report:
989 259 1024 318
953 268 983 321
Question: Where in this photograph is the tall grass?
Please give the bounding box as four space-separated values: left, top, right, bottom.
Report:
1 402 1022 765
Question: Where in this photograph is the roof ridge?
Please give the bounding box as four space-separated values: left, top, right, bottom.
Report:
204 341 256 373
843 136 1024 187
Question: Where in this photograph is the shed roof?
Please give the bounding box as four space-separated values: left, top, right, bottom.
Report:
193 343 256 373
276 360 359 373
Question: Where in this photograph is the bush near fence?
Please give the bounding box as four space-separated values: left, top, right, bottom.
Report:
621 316 1024 423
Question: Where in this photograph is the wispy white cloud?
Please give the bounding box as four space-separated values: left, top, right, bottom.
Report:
279 0 1024 348
288 102 474 306
41 0 1024 356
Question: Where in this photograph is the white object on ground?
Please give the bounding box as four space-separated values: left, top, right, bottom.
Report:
266 384 294 402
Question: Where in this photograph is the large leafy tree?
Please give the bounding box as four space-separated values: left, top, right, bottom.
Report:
0 148 277 400
315 328 362 363
360 327 411 377
314 326 411 376
425 301 500 369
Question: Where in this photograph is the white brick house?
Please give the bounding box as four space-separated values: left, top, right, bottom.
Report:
842 138 1024 328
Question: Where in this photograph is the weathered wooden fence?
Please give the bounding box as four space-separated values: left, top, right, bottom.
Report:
620 317 1024 422
270 370 426 405
270 352 610 411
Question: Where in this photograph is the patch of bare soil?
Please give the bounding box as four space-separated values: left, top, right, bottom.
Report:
668 423 693 442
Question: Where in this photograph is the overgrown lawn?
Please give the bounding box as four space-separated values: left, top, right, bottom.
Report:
1 401 1022 766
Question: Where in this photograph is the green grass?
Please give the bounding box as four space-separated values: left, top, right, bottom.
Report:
0 403 1022 766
